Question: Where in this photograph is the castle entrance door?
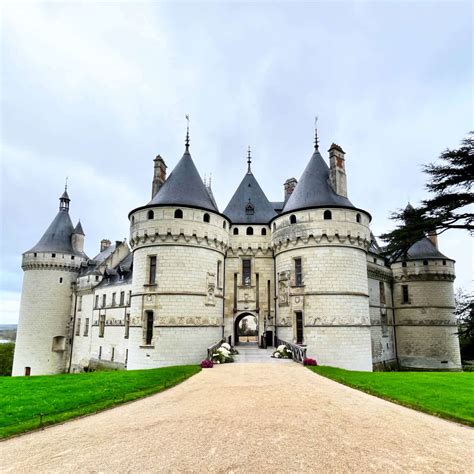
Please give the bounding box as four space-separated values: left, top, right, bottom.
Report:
234 312 258 346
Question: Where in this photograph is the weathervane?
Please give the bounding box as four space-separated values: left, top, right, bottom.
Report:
247 146 252 173
314 116 319 150
185 114 190 150
65 176 68 191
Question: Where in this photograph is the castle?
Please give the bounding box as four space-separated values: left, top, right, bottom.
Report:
12 127 462 376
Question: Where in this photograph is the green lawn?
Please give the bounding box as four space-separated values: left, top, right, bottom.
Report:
309 366 474 426
0 365 200 439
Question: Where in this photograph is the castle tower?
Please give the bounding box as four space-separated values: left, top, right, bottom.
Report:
392 235 461 370
223 147 277 346
271 129 373 370
127 130 230 369
12 189 88 376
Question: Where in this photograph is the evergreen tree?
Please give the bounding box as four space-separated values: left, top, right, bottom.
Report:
381 133 473 256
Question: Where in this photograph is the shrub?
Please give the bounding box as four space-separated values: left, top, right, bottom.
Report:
200 359 214 369
0 343 14 376
304 357 317 366
272 344 292 359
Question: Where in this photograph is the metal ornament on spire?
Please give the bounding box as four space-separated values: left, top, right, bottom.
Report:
185 115 190 150
314 116 319 150
247 146 252 173
65 176 68 191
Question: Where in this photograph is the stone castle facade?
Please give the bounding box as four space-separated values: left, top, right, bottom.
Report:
12 129 462 375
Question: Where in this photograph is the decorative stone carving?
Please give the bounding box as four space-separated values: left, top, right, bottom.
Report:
278 270 290 306
206 271 216 305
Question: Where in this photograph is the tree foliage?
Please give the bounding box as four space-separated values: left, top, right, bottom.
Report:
455 289 474 362
0 343 14 376
381 133 473 257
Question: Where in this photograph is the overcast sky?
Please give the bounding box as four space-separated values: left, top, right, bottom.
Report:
1 1 472 324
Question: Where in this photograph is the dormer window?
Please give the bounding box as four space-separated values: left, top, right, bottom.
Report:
245 200 254 215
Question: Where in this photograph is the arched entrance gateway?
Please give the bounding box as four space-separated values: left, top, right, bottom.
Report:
234 312 258 346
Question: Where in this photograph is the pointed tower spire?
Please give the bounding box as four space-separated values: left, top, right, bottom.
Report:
247 146 252 174
314 116 319 150
185 114 190 151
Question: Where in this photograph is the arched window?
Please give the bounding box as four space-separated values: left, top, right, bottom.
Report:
402 261 407 268
174 209 183 219
203 213 210 223
273 223 276 231
290 214 297 224
356 213 361 223
147 210 154 220
261 228 267 236
131 216 135 224
423 260 428 266
233 227 239 235
223 221 227 229
246 227 253 235
324 210 332 220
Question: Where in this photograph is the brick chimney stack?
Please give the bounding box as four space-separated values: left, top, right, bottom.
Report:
284 178 297 202
329 143 347 197
152 155 167 198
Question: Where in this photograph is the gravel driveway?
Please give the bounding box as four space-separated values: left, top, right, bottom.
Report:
1 363 472 473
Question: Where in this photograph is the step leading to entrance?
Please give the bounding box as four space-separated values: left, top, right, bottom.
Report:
233 345 294 364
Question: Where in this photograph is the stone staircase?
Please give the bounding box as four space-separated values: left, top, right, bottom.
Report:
233 344 293 364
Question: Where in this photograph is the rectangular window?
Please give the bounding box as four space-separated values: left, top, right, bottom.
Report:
95 295 99 309
295 311 304 344
242 259 251 285
295 258 303 286
102 294 106 308
148 256 157 284
402 285 409 304
78 295 82 311
84 318 89 336
381 312 388 337
127 291 132 305
125 313 130 339
379 281 386 305
120 291 125 306
217 261 222 288
99 314 106 337
75 318 81 336
112 292 116 307
145 311 154 345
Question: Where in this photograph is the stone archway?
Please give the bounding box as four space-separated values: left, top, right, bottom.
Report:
234 312 258 346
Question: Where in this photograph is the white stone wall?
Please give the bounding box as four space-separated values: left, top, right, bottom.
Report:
392 259 461 370
12 252 83 376
272 207 373 371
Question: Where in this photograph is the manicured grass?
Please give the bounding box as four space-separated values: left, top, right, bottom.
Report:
0 365 200 439
309 366 474 426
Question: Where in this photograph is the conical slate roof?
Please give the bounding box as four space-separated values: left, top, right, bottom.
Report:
147 148 218 212
402 236 451 261
224 171 277 224
27 209 82 255
282 148 355 213
74 221 85 235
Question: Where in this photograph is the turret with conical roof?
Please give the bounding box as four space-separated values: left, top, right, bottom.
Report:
12 188 88 376
127 127 229 370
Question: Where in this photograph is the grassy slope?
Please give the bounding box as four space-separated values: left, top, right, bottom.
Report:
309 366 474 426
0 365 200 439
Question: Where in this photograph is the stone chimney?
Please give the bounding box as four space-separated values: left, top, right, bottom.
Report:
100 239 111 252
284 178 297 202
427 231 438 249
152 155 167 198
329 143 347 198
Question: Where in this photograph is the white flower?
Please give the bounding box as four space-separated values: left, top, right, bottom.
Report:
274 352 281 358
221 343 231 350
277 345 286 352
218 347 230 355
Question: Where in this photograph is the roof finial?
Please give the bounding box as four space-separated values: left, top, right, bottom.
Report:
208 172 212 187
247 146 252 173
314 116 319 150
185 114 190 150
65 176 68 191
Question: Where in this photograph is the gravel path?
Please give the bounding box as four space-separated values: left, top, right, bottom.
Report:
1 363 473 473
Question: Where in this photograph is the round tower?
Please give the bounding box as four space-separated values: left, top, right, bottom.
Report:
271 138 373 371
127 132 230 369
12 189 88 376
392 235 461 370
